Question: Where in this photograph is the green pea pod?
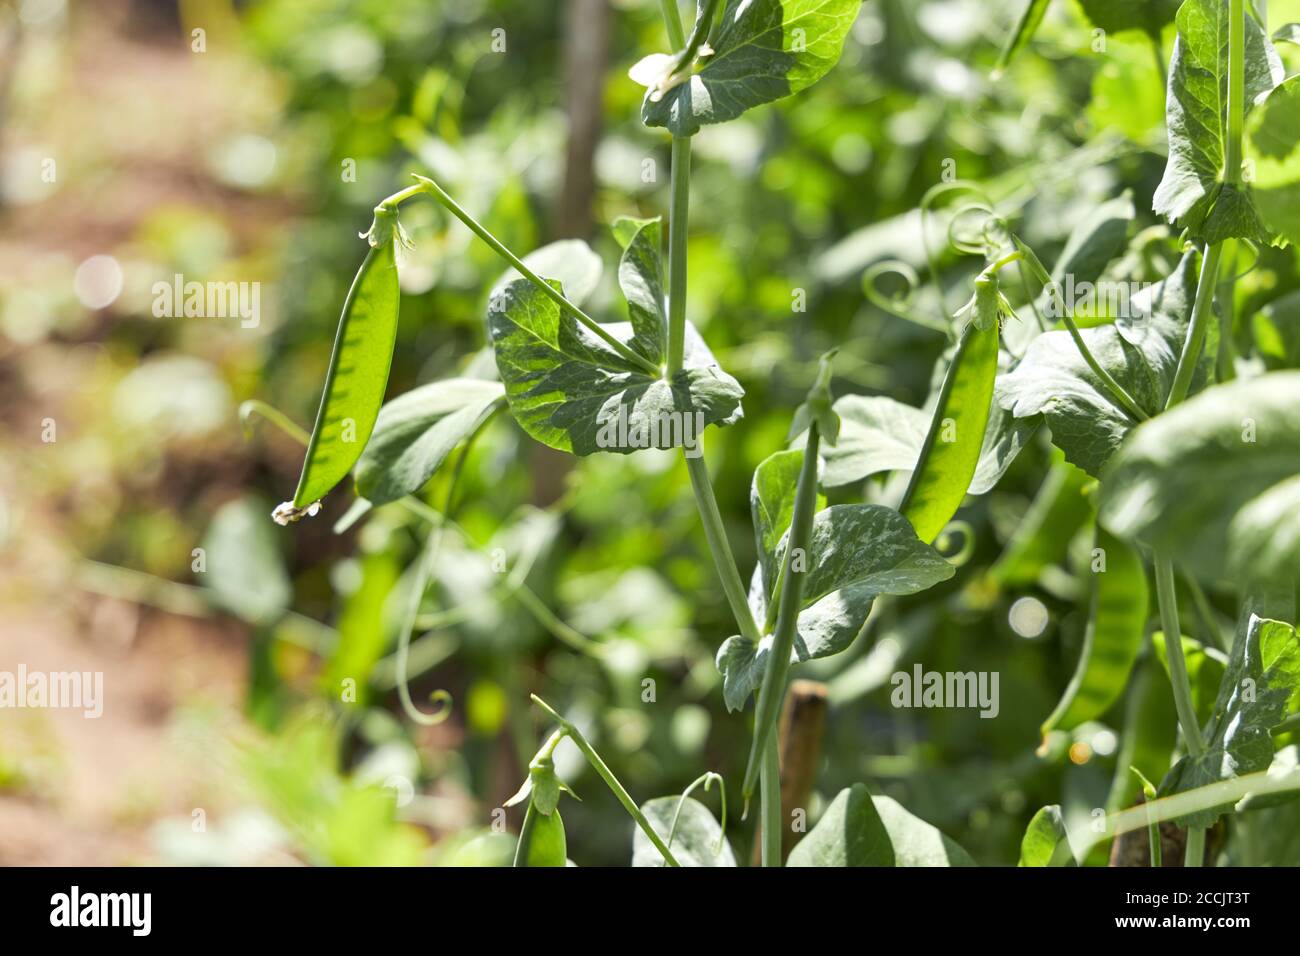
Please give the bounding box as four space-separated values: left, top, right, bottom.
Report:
1041 526 1148 736
514 801 567 867
285 215 402 513
989 454 1092 586
899 279 1000 544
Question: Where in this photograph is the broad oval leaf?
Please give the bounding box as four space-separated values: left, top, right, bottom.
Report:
1152 0 1284 245
1228 474 1300 584
789 785 976 866
291 237 401 508
488 276 743 456
631 796 735 867
641 0 862 136
1245 75 1300 247
718 503 954 710
203 496 291 624
998 250 1210 479
1041 527 1148 736
490 238 603 305
1098 371 1300 578
1076 0 1179 38
1018 805 1076 866
354 378 505 505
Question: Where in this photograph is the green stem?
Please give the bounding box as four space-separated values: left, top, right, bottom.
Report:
1226 0 1245 189
667 136 692 375
1063 313 1150 422
239 399 311 445
1167 244 1225 410
658 0 686 48
408 175 660 376
759 732 782 866
1185 827 1206 868
686 454 763 645
742 423 821 800
530 694 681 867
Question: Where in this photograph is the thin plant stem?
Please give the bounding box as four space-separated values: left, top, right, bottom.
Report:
759 733 782 867
531 695 680 866
686 453 763 645
1166 243 1225 410
1226 0 1245 189
406 175 660 376
658 0 686 48
667 135 692 375
239 399 311 445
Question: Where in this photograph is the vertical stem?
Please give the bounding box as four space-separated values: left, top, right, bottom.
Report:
759 734 782 866
667 135 692 375
1165 243 1224 410
658 0 686 48
686 454 763 645
1226 0 1245 189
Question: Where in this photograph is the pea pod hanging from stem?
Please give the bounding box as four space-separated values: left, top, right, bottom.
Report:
274 207 406 523
897 266 1002 544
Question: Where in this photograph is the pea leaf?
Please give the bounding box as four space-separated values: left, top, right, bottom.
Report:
819 394 1036 495
1253 290 1300 368
1047 191 1136 291
641 0 862 136
1099 371 1300 579
751 448 822 603
1245 75 1300 247
1075 0 1179 38
488 277 743 456
1152 632 1228 727
1041 527 1148 735
717 503 954 711
489 239 603 306
789 785 976 866
1160 615 1300 828
202 496 291 625
354 379 504 505
631 797 735 867
615 217 669 366
1018 805 1076 866
1227 475 1300 584
1152 0 1284 245
997 250 1211 478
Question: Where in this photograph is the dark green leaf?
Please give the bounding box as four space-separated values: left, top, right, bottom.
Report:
1152 0 1283 244
1245 75 1300 246
615 218 668 365
1099 371 1300 578
1160 615 1300 828
1075 0 1179 38
998 250 1210 478
354 379 504 505
641 0 862 136
786 784 893 866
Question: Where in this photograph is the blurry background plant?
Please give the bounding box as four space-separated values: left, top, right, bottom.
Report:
1 0 1298 865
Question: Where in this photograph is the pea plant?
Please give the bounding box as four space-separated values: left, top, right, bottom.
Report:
259 0 1300 866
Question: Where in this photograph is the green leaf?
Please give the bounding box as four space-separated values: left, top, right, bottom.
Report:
1275 23 1300 45
488 277 743 456
631 797 736 867
323 552 400 703
719 504 954 710
1228 474 1300 584
1018 805 1077 866
1152 0 1284 245
1245 75 1300 246
750 448 822 603
899 311 1001 542
1075 0 1179 37
641 0 862 136
353 379 504 505
1160 615 1300 828
1152 631 1228 727
787 784 894 866
994 0 1052 76
616 218 668 366
819 393 1036 495
1041 527 1148 735
202 496 291 625
490 238 603 306
998 250 1211 479
289 235 402 509
1099 371 1300 578
514 801 567 867
1253 290 1300 368
789 785 977 866
1048 192 1136 290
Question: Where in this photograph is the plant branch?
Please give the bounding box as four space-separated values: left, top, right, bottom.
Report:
530 695 680 866
686 454 764 645
667 136 692 374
